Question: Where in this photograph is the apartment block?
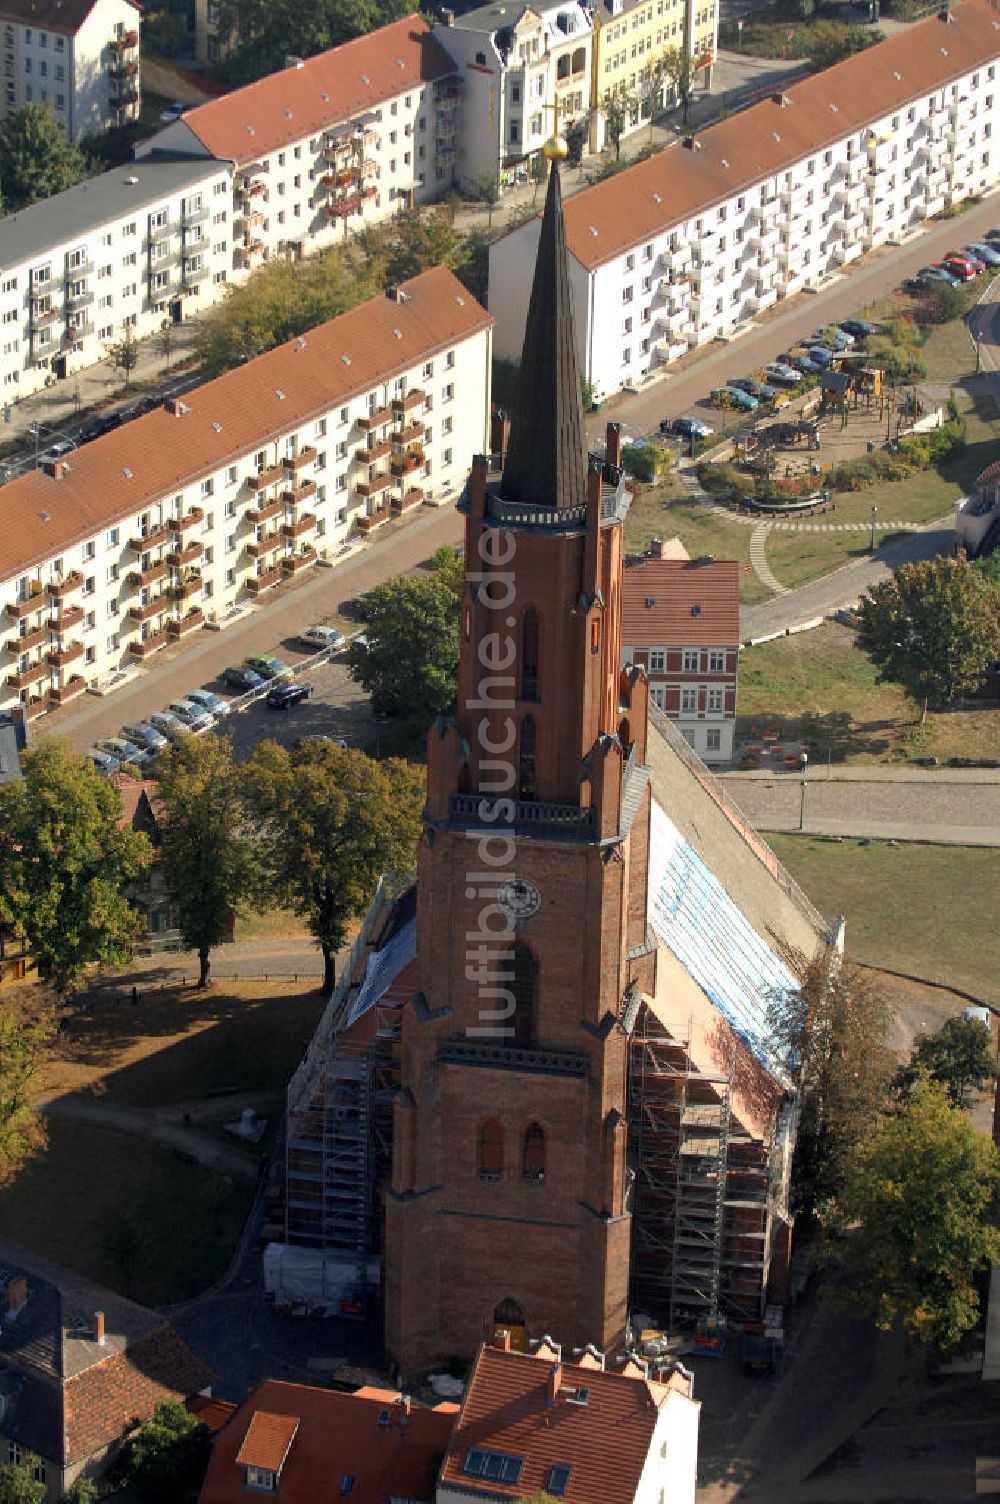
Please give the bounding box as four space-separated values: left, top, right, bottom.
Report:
589 0 718 154
0 267 492 720
490 0 1000 397
433 1 593 193
141 15 461 268
0 0 140 140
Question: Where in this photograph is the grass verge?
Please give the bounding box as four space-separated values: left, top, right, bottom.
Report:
766 834 1000 1005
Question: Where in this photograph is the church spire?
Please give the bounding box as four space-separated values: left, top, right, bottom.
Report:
500 152 588 512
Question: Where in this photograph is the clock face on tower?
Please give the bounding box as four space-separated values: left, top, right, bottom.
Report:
497 877 542 920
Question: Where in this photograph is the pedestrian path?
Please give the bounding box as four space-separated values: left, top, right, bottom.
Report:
749 522 789 596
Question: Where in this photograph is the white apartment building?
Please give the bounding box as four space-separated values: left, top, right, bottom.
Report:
0 266 492 720
141 14 462 270
433 1 593 193
0 0 140 140
490 0 1000 397
0 155 232 401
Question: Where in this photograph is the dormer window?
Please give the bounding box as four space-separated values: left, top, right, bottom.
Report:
245 1464 276 1491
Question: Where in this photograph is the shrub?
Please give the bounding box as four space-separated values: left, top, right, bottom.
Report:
622 443 663 483
696 461 745 499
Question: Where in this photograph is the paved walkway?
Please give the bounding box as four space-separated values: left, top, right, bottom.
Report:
35 1094 261 1180
748 520 788 595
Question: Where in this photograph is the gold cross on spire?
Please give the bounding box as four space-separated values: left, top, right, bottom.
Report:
542 97 569 161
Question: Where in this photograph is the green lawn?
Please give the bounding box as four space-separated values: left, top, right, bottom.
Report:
0 1120 253 1305
767 835 1000 1005
624 480 769 603
738 622 1000 764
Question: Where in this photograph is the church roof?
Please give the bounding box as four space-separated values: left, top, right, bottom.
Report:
500 160 588 512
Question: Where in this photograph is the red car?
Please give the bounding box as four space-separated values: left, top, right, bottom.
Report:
946 248 986 273
940 253 978 280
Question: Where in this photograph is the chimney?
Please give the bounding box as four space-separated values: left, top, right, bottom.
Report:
400 1395 411 1424
442 6 455 22
605 420 622 470
386 286 409 303
95 1311 106 1346
284 54 305 68
547 1362 562 1406
42 459 68 480
6 1277 27 1319
496 1329 512 1352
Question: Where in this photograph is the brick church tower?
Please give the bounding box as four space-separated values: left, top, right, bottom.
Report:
384 141 656 1378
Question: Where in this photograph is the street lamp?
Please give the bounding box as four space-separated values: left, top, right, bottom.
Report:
798 751 809 831
870 504 878 551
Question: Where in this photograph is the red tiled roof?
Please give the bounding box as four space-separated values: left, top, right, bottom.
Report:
178 15 455 164
111 775 162 832
0 267 490 587
236 1411 299 1472
63 1323 213 1464
187 1396 238 1434
199 1380 454 1504
553 0 1000 270
621 558 739 646
438 1347 668 1504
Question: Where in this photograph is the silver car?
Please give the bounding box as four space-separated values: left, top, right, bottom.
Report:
147 709 189 742
297 624 346 653
185 688 231 719
167 698 214 732
121 721 169 753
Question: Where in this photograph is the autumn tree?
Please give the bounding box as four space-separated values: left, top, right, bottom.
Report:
857 557 1000 722
155 736 260 988
244 742 423 992
111 1401 211 1504
895 1013 999 1108
0 1451 45 1504
767 949 895 1218
0 986 59 1188
365 207 468 289
835 1078 1000 1350
215 0 408 85
0 741 149 993
602 83 632 159
0 102 88 212
107 326 139 389
662 45 696 124
346 566 462 726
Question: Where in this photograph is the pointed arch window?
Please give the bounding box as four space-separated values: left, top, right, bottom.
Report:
477 1118 504 1181
522 1122 545 1182
504 941 537 1049
518 715 537 799
521 608 539 701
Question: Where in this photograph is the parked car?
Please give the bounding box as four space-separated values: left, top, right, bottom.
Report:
45 439 77 460
984 226 1000 243
85 748 120 775
964 241 1000 267
96 737 153 770
920 264 961 285
710 386 759 411
939 256 977 281
806 347 837 368
838 318 879 338
661 415 713 439
728 377 777 402
80 413 122 444
243 653 292 680
812 326 855 350
185 688 231 719
945 248 985 273
120 721 169 754
159 100 187 122
167 698 214 732
762 362 802 387
222 665 266 692
297 624 346 653
266 682 314 710
782 352 822 374
146 709 190 742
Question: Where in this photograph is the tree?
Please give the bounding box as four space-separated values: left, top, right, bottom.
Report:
155 736 259 988
639 61 666 140
476 173 501 230
0 986 59 1188
346 569 461 726
564 116 588 167
530 151 548 204
157 320 174 373
214 0 408 85
767 950 895 1218
244 742 423 992
662 45 696 124
368 207 467 288
895 1013 999 1108
0 1452 45 1504
111 1401 211 1504
602 83 631 160
0 103 88 213
835 1078 1000 1350
107 326 139 389
0 741 150 994
61 1479 97 1504
856 557 1000 722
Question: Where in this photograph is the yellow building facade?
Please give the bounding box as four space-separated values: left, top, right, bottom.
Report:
589 0 718 151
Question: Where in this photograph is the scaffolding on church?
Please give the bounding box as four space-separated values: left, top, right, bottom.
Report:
628 1003 771 1331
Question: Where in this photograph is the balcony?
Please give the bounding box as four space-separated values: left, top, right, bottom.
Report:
65 288 94 311
47 572 83 600
357 405 393 431
48 675 87 706
246 567 283 596
45 641 83 669
392 389 426 414
246 497 284 526
282 479 317 506
7 624 48 654
127 596 167 622
110 57 138 79
167 608 205 638
128 630 168 659
356 440 392 463
284 446 317 472
390 452 423 477
328 194 360 218
109 28 139 50
129 523 173 553
6 661 47 691
395 419 424 445
281 547 317 575
281 513 316 539
355 506 392 534
167 507 205 534
5 587 44 621
393 486 424 512
112 89 140 111
183 203 211 225
247 532 283 558
165 572 202 601
355 472 393 499
30 305 61 328
128 560 168 589
247 463 286 492
166 541 203 568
